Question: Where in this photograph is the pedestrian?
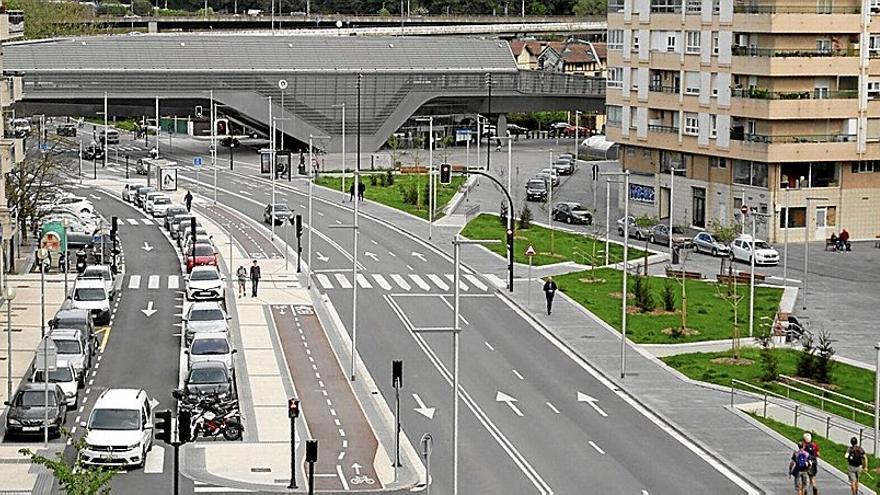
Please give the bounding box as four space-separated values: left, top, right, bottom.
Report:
358 181 366 201
184 190 193 212
235 265 248 298
839 228 851 251
59 251 67 273
249 259 261 297
845 436 867 495
543 276 558 315
801 432 820 495
348 183 355 202
790 442 813 495
495 138 502 152
592 162 600 181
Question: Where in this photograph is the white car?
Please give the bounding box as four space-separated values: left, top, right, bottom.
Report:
184 301 230 345
30 360 79 409
536 168 560 187
80 389 154 469
80 265 115 301
729 235 780 265
185 266 226 301
150 196 173 217
50 194 94 215
71 277 111 325
186 333 236 374
143 192 163 214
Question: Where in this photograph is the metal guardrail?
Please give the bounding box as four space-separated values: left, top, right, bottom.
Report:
778 374 874 414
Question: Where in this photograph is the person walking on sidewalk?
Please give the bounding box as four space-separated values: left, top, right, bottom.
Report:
543 277 558 315
357 181 366 201
801 432 821 495
348 183 355 202
236 265 248 298
249 260 261 297
790 443 813 495
845 436 867 495
184 190 193 212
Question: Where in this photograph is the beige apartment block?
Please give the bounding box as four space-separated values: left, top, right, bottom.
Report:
0 11 24 265
606 0 880 243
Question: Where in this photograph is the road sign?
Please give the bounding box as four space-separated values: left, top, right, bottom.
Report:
92 233 102 244
740 205 749 216
278 79 288 90
193 156 204 167
524 245 536 257
39 143 49 151
35 337 58 372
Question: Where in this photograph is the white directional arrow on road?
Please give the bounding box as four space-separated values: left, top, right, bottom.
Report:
577 392 608 417
315 252 329 262
411 251 427 262
352 463 362 475
142 242 153 252
413 393 436 420
141 301 157 318
495 391 523 417
364 251 379 262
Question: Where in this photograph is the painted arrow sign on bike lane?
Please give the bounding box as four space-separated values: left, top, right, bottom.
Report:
271 304 382 491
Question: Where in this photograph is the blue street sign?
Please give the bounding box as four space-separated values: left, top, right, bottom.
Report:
92 233 102 244
40 143 48 150
193 156 204 167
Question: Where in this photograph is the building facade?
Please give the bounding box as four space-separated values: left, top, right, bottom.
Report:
606 0 880 242
0 10 25 269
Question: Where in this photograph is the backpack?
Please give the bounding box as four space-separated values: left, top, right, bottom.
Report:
795 448 812 471
849 447 864 467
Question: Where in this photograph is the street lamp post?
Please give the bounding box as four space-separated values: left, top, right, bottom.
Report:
307 135 330 291
605 178 623 266
210 90 217 204
802 196 828 310
38 249 47 339
466 171 514 291
103 92 108 169
875 342 879 457
574 110 582 164
5 286 16 402
746 210 770 338
669 166 676 262
485 73 492 172
600 171 631 378
332 103 346 197
782 187 790 287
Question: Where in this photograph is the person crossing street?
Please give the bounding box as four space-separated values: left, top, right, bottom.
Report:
184 190 193 212
543 277 558 315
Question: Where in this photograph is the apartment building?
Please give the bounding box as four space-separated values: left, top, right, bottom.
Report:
606 0 880 243
0 10 25 269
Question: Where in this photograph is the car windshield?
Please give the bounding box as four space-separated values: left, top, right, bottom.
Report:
571 205 586 211
53 317 85 329
272 205 289 212
192 245 215 256
139 188 153 195
82 269 110 280
34 367 74 383
74 288 106 301
189 367 227 384
190 270 219 281
191 338 230 355
154 197 170 205
754 241 772 249
189 309 224 321
19 390 57 407
167 208 187 216
54 339 82 355
528 181 546 189
89 409 141 430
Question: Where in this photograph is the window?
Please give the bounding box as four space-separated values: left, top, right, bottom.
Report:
643 148 652 158
609 29 624 50
667 33 678 52
869 81 880 99
626 146 636 156
710 156 727 168
779 207 807 228
686 31 701 54
631 68 639 92
607 105 622 126
871 35 880 56
686 0 701 13
733 160 769 187
853 160 877 173
660 151 686 174
816 38 832 54
607 67 624 88
632 32 640 52
712 32 720 55
650 72 662 91
685 71 700 95
712 73 719 96
710 115 717 138
684 113 699 135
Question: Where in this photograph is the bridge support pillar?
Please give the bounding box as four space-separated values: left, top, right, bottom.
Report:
496 113 507 137
148 21 158 33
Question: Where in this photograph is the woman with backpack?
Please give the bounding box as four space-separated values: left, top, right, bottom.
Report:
790 443 812 495
846 437 868 495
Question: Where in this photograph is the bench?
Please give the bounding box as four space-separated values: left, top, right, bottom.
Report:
399 166 428 174
825 238 837 251
737 271 766 282
665 268 704 280
717 274 752 285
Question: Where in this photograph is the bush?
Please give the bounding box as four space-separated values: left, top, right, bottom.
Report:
499 201 509 226
662 279 675 312
756 331 779 382
132 0 152 15
379 173 387 187
385 169 395 186
518 205 533 230
632 275 655 312
797 334 816 379
399 183 418 206
369 174 379 186
814 329 836 384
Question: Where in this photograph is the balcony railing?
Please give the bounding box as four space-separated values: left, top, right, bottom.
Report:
733 3 860 13
732 88 859 99
608 0 625 11
731 131 857 143
648 124 680 133
649 84 679 94
732 46 857 57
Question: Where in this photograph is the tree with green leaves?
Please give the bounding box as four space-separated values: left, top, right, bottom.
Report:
8 0 103 39
6 153 65 242
633 215 657 276
437 135 454 164
573 0 606 15
709 219 741 277
19 430 117 494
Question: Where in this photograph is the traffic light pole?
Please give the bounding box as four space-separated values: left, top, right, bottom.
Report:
288 398 300 489
173 441 180 495
464 170 514 291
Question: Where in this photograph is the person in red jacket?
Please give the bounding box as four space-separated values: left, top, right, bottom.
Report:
801 432 820 495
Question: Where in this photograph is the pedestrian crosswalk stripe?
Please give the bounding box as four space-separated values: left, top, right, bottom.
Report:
126 218 139 225
141 218 153 225
168 275 179 289
316 274 333 289
334 273 352 289
485 274 506 289
464 274 489 291
355 273 372 289
128 275 141 289
371 274 392 291
444 274 469 291
148 275 160 289
408 274 431 291
426 274 449 291
390 274 411 291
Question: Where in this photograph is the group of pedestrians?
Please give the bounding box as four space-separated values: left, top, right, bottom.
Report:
235 260 262 298
788 432 868 495
348 181 366 202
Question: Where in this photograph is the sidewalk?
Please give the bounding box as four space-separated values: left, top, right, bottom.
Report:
302 180 861 494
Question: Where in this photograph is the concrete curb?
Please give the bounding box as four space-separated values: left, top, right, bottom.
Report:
442 174 477 216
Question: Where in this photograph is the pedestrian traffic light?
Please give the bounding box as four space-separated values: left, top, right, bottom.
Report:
306 440 318 463
155 410 172 444
111 216 118 235
439 163 452 184
178 409 192 444
190 217 197 242
392 360 403 388
288 398 301 419
216 119 228 136
295 214 303 238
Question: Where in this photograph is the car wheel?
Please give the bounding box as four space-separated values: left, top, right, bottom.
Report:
649 235 655 244
565 217 571 224
636 232 644 241
711 248 718 257
618 227 624 236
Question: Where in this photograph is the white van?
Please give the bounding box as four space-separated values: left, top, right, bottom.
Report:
80 389 154 468
98 129 119 145
71 277 111 325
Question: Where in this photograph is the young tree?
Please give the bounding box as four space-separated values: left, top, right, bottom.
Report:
437 135 454 165
708 220 744 357
19 430 117 494
756 327 779 382
518 204 533 230
814 329 836 384
633 215 657 276
386 134 401 169
708 219 741 277
410 135 425 210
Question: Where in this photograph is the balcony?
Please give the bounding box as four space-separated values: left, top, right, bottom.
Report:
731 89 859 118
733 132 855 144
733 3 860 13
648 124 680 133
727 130 860 161
732 47 859 75
0 77 21 107
732 46 857 57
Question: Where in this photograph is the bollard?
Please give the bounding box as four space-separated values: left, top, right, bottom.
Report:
763 393 768 417
794 405 799 427
826 416 831 439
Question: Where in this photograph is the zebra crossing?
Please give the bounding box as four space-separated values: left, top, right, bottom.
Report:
127 274 180 290
315 271 501 293
53 143 145 153
122 217 160 226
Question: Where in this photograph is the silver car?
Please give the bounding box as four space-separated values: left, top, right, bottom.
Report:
616 216 652 240
184 302 230 345
692 232 730 257
30 361 80 409
649 224 692 248
187 333 236 374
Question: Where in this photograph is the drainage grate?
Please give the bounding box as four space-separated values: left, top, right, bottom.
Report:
251 467 271 473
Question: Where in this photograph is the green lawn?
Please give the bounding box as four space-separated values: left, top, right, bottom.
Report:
749 414 879 489
664 349 875 425
553 268 783 343
460 214 646 266
314 173 464 220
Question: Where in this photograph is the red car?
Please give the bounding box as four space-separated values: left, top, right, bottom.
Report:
186 243 219 273
563 125 592 137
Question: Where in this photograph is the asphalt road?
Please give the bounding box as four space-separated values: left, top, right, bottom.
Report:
147 135 751 495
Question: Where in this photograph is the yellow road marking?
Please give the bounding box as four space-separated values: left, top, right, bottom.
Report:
99 325 111 352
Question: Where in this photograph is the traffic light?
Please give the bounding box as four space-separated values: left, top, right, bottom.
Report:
155 410 172 444
178 409 192 444
295 214 303 238
392 360 403 388
439 163 452 185
288 398 301 419
216 119 228 136
111 216 118 236
305 440 318 463
190 217 197 242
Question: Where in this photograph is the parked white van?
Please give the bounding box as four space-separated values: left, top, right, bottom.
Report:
80 389 154 468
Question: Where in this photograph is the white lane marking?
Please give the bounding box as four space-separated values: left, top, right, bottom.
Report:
426 274 449 291
512 369 524 380
496 391 523 416
371 274 392 291
485 273 507 289
336 465 350 491
370 239 378 245
128 275 141 289
167 275 179 289
355 273 373 289
334 274 352 289
239 190 253 196
546 402 561 414
390 274 411 291
317 211 324 217
464 274 489 291
589 441 606 455
141 218 153 225
144 445 165 473
485 341 495 351
316 274 333 289
126 218 139 225
148 275 160 289
408 274 431 291
444 273 469 291
193 487 254 493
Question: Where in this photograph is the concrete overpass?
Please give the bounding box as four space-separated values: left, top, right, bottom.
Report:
3 34 606 152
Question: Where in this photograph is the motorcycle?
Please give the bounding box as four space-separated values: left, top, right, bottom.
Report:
178 393 243 441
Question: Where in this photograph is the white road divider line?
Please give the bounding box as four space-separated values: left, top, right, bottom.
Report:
144 445 165 473
128 275 141 289
141 218 153 225
390 274 411 291
546 402 561 414
126 218 139 225
444 273 469 291
167 275 179 290
148 275 160 289
316 274 333 289
588 441 606 455
334 273 352 289
464 274 489 291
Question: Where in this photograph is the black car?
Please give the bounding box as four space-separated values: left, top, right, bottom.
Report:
264 204 292 225
49 308 99 356
55 124 77 137
553 202 593 225
220 136 240 148
4 383 67 438
525 179 548 202
81 144 105 161
182 361 234 401
164 206 188 230
552 159 575 176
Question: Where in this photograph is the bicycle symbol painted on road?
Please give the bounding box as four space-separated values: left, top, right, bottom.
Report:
350 475 375 485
